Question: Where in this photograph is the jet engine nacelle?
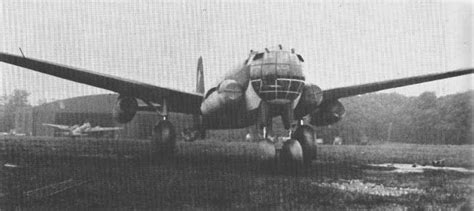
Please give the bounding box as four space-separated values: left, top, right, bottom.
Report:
113 96 138 123
200 79 244 115
294 84 324 119
309 100 345 126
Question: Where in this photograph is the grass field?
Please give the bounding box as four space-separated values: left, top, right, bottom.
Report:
317 143 473 168
0 136 472 209
1 137 472 167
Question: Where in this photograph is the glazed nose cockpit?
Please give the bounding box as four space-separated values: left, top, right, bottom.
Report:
249 46 305 104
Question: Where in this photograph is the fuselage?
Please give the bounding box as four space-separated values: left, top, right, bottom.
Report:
71 122 92 135
201 46 308 129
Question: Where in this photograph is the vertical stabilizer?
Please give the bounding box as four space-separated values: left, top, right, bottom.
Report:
196 56 204 94
193 57 206 139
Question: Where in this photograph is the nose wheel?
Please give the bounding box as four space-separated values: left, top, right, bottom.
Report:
291 125 316 167
280 138 304 170
258 125 316 172
256 102 316 172
278 125 315 171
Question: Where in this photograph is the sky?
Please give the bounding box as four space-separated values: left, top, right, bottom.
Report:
1 0 472 105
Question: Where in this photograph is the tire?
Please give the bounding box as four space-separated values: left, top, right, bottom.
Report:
152 120 176 158
292 125 316 167
280 139 304 173
258 138 277 160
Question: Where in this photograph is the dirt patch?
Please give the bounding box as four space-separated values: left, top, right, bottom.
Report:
313 179 424 197
368 163 474 173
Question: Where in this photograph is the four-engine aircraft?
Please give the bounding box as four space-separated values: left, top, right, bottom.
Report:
1 45 473 166
42 122 122 137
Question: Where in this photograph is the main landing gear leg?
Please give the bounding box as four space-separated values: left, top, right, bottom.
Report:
291 120 316 167
279 106 304 171
257 102 277 161
152 98 177 160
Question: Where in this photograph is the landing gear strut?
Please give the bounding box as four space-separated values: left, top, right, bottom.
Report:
257 103 316 171
152 120 176 157
277 122 316 171
150 98 177 159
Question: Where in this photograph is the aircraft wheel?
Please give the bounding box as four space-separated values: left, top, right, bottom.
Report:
258 138 276 160
152 120 176 158
256 138 279 172
292 125 316 166
280 139 304 172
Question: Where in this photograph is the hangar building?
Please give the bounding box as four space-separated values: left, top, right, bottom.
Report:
14 94 195 139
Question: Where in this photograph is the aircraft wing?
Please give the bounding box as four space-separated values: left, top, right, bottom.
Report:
322 68 473 101
42 123 71 130
0 52 203 114
85 126 123 133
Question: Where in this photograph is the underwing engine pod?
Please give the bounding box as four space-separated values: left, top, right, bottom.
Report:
112 96 138 123
309 100 345 126
200 79 244 115
294 84 324 120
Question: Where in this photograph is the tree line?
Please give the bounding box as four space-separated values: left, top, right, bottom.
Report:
0 89 31 132
316 91 473 145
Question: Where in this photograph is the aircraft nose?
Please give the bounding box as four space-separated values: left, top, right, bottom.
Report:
249 49 305 104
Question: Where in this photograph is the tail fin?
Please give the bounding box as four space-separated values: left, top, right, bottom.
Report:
193 56 206 139
196 56 204 94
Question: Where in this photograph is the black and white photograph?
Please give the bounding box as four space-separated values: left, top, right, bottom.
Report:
0 0 473 209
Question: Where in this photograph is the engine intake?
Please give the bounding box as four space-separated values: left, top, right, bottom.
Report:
309 100 345 126
113 96 138 123
294 84 323 119
200 79 244 115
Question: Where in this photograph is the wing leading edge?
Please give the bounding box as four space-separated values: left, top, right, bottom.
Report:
42 123 72 130
322 68 473 101
0 52 203 114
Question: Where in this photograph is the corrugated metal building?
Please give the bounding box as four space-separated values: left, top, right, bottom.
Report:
15 94 194 139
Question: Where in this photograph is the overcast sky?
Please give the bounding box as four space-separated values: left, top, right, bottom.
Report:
1 0 472 105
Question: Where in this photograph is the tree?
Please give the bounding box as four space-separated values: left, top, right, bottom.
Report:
331 91 472 145
0 95 7 131
417 92 437 110
1 89 31 130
